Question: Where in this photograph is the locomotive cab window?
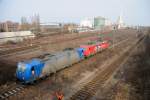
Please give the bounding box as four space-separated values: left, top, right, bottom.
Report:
17 63 26 72
82 50 84 53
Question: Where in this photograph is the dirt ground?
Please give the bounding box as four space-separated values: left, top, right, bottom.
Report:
92 28 150 100
114 30 150 100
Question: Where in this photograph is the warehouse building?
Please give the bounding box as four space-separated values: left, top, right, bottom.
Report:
0 31 35 44
80 18 93 28
40 22 62 33
0 21 19 32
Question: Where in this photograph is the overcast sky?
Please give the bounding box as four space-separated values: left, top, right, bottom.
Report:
0 0 150 26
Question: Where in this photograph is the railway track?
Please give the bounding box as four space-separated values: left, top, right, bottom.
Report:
0 46 40 58
0 36 141 100
0 33 98 57
0 30 128 58
68 36 144 100
0 84 26 100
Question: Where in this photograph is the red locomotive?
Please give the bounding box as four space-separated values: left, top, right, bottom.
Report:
80 41 109 57
80 44 97 57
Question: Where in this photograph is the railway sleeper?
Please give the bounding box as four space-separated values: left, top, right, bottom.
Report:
4 93 9 97
12 90 17 93
0 94 5 99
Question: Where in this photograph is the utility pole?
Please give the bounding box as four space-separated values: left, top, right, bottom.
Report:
112 27 116 49
112 33 114 49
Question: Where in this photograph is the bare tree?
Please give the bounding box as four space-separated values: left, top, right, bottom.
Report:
31 14 41 33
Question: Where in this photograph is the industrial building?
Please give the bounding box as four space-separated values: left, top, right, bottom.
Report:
94 16 112 29
80 18 93 28
0 31 35 44
40 22 62 33
117 14 125 29
0 21 19 32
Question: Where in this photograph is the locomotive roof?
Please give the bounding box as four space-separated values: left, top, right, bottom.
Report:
80 44 96 48
20 58 42 66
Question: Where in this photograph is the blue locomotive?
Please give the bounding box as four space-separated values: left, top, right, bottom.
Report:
16 48 84 83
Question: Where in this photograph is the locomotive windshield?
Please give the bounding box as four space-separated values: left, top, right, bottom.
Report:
17 63 26 72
